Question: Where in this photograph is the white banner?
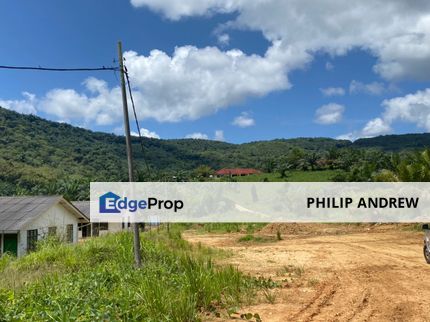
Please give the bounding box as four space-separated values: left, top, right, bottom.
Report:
90 182 430 223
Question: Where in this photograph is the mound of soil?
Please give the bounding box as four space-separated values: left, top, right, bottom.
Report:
258 223 415 236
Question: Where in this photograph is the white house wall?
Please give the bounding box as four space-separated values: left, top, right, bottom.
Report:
108 222 123 234
19 203 79 256
97 222 124 236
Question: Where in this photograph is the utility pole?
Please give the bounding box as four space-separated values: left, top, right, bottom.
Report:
118 41 142 268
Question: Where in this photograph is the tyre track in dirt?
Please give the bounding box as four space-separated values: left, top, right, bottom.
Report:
184 228 430 322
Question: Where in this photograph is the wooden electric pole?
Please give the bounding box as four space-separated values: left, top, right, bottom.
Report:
118 41 142 268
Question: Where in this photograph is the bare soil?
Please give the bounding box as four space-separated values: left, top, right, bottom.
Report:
184 225 430 322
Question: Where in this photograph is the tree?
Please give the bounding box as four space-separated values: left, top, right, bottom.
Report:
194 165 213 179
277 162 292 178
261 158 276 173
373 149 430 182
305 152 319 171
287 148 306 169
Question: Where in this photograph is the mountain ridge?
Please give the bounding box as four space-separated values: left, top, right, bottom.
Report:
1 106 430 195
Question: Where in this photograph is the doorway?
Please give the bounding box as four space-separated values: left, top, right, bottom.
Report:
3 234 18 256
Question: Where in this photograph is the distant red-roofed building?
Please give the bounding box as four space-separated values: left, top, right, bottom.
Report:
215 168 261 177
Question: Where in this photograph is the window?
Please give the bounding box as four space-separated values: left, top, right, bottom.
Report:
66 224 73 243
99 223 109 231
92 224 99 237
27 229 38 252
48 226 57 236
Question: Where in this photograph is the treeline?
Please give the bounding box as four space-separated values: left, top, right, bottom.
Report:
1 106 430 200
254 147 430 182
192 147 430 183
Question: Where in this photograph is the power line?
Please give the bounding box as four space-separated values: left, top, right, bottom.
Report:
1 60 152 175
124 65 152 174
0 65 119 72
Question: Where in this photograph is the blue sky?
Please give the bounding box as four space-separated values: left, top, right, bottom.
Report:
1 1 430 143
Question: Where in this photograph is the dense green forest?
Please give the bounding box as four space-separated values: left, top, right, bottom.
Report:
1 106 430 199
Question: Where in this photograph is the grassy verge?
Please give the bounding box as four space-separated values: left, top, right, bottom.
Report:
221 170 343 182
401 223 426 231
0 231 259 321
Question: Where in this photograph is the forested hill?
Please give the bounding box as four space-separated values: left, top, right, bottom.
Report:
1 106 430 196
0 107 345 177
354 134 430 150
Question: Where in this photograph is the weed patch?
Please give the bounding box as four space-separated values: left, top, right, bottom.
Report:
277 265 305 278
0 231 259 321
237 234 276 243
307 277 320 287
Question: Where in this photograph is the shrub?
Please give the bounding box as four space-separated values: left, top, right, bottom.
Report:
0 231 257 321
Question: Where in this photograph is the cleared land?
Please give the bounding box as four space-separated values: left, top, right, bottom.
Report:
184 224 430 321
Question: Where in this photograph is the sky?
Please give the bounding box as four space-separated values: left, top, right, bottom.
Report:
1 1 430 143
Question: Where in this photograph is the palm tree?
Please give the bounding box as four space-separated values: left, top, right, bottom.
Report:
277 162 293 178
373 149 430 182
194 165 213 179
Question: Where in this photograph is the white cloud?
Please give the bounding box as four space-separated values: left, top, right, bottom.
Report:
336 133 356 141
320 87 345 97
9 45 291 126
131 128 160 139
361 118 392 136
0 92 37 114
113 127 124 135
185 132 209 139
0 78 126 127
130 0 239 20
185 130 225 141
217 33 230 46
122 45 291 123
232 112 255 127
214 130 225 141
116 125 160 139
131 0 430 81
349 80 386 95
382 88 430 130
4 42 294 127
5 1 430 133
338 117 392 141
314 103 344 125
325 62 334 71
339 88 430 140
40 78 123 126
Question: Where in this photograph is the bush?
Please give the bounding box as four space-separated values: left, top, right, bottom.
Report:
0 232 257 321
238 234 256 242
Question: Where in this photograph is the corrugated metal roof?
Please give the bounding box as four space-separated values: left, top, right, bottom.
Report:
0 196 63 230
72 201 90 217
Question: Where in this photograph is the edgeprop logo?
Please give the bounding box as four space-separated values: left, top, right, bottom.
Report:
99 192 184 213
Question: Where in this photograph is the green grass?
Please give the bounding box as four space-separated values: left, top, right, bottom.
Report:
238 234 257 242
237 234 275 243
0 231 260 321
196 223 266 234
402 223 426 231
224 170 343 182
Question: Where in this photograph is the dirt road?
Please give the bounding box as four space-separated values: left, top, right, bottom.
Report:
184 226 430 322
